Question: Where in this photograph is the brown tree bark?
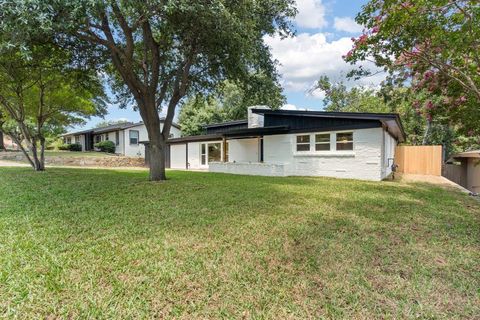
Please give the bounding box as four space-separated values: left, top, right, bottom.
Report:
0 131 4 150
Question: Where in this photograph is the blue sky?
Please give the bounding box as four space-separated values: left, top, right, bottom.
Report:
79 0 376 129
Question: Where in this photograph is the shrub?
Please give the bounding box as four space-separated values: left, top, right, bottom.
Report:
68 143 82 152
58 144 70 151
94 140 116 153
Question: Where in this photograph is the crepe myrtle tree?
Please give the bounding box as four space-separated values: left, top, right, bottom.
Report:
344 0 480 139
0 45 106 171
0 0 296 180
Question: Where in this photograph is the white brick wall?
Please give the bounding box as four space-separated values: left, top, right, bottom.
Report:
263 128 384 181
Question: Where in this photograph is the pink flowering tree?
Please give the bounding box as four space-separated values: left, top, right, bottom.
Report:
345 0 480 138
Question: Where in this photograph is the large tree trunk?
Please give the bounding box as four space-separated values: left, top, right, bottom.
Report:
141 99 167 181
0 131 4 150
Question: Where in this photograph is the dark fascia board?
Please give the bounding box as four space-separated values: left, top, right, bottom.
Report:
223 125 290 138
203 120 248 128
165 133 224 145
251 108 406 142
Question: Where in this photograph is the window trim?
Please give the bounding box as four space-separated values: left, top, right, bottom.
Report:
315 133 330 151
129 130 139 145
336 132 354 151
296 134 311 152
294 131 354 154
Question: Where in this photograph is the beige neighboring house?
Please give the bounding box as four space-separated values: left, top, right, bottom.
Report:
61 119 181 157
452 150 480 194
1 134 19 150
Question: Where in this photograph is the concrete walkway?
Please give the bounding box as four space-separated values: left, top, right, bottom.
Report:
399 173 471 194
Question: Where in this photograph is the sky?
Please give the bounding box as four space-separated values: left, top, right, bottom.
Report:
79 0 378 130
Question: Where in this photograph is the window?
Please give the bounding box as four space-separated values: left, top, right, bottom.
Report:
296 135 310 151
315 133 330 151
336 132 353 150
66 137 72 144
115 131 120 146
95 135 101 143
201 143 206 165
75 136 80 144
129 130 139 145
208 143 221 162
105 133 109 141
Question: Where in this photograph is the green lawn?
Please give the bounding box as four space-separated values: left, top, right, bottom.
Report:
0 168 479 319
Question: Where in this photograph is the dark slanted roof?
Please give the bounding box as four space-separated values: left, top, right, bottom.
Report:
203 120 248 135
252 109 406 142
62 118 180 137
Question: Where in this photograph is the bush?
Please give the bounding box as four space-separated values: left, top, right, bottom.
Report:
94 140 116 153
58 144 70 151
68 143 82 152
58 143 82 151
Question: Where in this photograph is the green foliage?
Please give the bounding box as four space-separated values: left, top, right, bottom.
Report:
94 140 116 153
95 120 129 129
179 80 285 136
346 0 480 137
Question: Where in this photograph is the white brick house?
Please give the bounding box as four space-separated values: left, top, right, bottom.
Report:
62 120 181 157
161 107 404 181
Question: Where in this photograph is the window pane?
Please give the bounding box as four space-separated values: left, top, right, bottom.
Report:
208 143 221 162
315 134 329 143
201 155 206 165
337 142 353 150
201 143 206 154
129 130 139 144
337 132 353 142
315 143 330 151
296 135 310 143
296 144 310 152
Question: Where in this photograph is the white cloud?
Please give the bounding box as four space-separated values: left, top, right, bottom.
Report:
295 0 327 29
333 17 363 34
265 32 385 96
281 104 298 110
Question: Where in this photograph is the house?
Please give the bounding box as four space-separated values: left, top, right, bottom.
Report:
449 150 480 193
61 119 181 157
156 107 405 181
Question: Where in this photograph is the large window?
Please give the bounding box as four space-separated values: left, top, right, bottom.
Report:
208 143 221 162
105 133 109 141
129 130 139 145
336 132 353 150
66 137 72 144
115 131 120 146
315 133 330 151
296 135 310 151
201 142 222 165
95 135 101 143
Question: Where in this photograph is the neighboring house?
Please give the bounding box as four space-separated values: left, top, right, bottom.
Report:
154 107 405 181
1 134 19 150
62 120 181 157
449 150 480 193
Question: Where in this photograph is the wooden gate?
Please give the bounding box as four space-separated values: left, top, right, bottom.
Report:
395 145 442 176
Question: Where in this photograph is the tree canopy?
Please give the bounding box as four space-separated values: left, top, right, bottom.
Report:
0 43 106 170
345 0 480 139
0 0 297 180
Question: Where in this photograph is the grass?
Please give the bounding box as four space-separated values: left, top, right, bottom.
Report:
0 168 479 319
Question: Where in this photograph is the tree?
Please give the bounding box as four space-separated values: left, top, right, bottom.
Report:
0 0 296 180
0 45 106 170
95 119 129 128
345 0 480 138
179 80 285 136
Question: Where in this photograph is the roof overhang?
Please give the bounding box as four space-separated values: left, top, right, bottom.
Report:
251 109 406 142
452 150 480 159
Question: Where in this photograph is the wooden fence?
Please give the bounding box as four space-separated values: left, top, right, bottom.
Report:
395 145 443 176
